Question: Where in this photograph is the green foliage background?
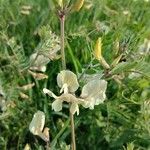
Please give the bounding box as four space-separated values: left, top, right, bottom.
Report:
0 0 150 149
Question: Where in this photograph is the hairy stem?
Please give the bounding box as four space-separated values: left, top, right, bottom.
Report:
60 11 76 150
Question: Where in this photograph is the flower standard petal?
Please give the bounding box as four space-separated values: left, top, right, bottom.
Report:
29 111 45 135
52 99 63 112
80 79 107 109
57 70 79 93
60 83 68 94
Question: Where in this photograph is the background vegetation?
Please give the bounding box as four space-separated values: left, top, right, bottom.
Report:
0 0 150 149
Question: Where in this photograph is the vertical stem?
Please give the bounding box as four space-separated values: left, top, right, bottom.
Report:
60 15 66 70
70 111 76 150
60 12 76 150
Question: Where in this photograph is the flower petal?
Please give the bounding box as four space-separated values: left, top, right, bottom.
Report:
37 127 49 142
43 88 58 99
80 79 107 109
60 83 68 94
70 103 79 115
58 93 79 104
52 99 63 112
29 111 45 135
57 70 79 93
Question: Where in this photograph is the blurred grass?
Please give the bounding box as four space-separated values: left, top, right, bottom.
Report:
0 0 150 149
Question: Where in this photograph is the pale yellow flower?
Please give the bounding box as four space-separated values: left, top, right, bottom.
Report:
29 111 49 142
43 89 83 115
43 70 107 115
57 70 79 93
80 80 107 109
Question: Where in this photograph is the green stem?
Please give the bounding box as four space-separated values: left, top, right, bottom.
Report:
51 119 70 148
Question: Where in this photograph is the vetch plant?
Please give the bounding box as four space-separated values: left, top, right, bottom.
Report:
43 70 107 115
47 1 108 149
0 0 150 149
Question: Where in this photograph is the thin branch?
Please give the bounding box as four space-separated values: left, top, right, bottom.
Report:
60 15 66 70
59 9 76 150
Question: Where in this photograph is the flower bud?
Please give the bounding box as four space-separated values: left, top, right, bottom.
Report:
111 54 122 67
57 0 63 8
73 0 85 12
94 38 110 69
94 37 102 60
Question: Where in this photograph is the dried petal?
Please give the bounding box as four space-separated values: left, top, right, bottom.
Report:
80 80 107 109
57 70 79 93
19 92 29 99
37 127 49 142
52 99 63 112
0 99 7 112
30 66 46 72
0 84 5 97
19 83 35 91
28 70 48 80
29 111 45 135
21 10 30 15
21 5 32 10
43 127 50 142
